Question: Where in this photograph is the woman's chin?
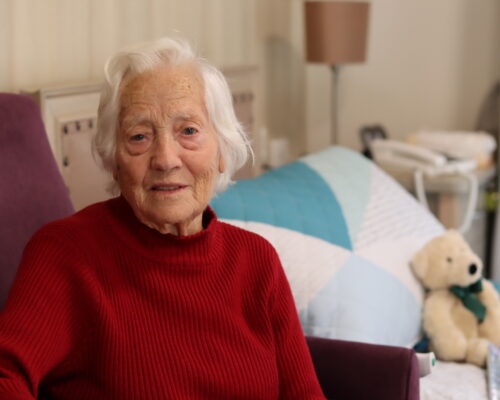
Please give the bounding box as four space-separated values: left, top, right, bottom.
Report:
140 210 203 236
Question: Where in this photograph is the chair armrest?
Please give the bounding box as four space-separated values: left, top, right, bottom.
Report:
306 336 420 400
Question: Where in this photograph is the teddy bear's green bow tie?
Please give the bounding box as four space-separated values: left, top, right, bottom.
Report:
449 279 486 323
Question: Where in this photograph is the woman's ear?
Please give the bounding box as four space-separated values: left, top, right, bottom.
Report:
218 155 225 174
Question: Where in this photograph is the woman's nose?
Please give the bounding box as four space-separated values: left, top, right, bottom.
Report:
150 137 182 171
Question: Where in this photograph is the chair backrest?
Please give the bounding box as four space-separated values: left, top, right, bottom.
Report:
0 93 74 307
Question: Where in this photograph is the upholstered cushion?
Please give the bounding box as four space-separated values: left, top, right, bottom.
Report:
0 93 74 307
306 337 420 400
211 146 444 346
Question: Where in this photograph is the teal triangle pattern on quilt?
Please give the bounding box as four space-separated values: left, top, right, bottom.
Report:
211 161 352 250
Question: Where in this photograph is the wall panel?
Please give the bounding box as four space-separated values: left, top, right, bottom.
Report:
116 0 152 47
89 0 120 78
2 0 259 92
0 0 12 90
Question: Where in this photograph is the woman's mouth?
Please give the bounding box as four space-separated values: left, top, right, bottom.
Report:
150 184 187 193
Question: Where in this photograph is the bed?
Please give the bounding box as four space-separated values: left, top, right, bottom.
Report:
211 145 492 399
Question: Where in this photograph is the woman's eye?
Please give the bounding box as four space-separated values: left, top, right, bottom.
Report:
183 127 198 136
130 133 146 141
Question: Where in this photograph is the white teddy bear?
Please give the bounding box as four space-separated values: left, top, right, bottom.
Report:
412 230 500 367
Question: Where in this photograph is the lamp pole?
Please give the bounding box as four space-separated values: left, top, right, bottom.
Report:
331 65 339 145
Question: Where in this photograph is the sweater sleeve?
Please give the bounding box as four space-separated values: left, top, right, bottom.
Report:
268 249 326 400
0 228 97 399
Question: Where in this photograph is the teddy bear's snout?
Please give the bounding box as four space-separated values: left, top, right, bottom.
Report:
469 264 478 275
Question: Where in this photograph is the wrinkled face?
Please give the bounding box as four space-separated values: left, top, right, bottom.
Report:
115 64 224 236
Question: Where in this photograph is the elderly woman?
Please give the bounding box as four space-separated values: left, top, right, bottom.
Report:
0 38 325 399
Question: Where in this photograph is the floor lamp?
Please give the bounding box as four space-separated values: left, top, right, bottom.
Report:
305 1 370 145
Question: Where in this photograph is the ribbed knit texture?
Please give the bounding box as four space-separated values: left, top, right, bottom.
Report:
0 196 325 399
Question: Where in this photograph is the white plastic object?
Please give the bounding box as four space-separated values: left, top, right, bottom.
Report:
414 168 478 234
268 137 290 168
408 130 497 160
370 139 447 170
416 352 436 377
370 138 479 234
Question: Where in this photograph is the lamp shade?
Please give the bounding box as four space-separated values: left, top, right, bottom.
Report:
305 1 370 64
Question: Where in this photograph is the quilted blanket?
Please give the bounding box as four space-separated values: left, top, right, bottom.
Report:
211 146 444 347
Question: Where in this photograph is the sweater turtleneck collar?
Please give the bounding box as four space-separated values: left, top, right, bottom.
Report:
104 196 222 266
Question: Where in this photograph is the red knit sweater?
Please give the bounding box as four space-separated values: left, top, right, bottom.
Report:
0 197 325 399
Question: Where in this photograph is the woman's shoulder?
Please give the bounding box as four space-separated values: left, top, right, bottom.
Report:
31 199 111 244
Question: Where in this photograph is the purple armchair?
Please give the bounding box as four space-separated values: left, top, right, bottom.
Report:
307 336 420 400
0 92 419 399
0 93 74 308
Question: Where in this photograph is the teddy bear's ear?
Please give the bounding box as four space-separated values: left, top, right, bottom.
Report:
444 229 470 249
411 248 428 281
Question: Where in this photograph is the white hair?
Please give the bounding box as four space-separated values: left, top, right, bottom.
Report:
93 37 252 194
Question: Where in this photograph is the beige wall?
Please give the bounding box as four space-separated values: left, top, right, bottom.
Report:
306 0 500 153
1 0 498 160
0 0 258 91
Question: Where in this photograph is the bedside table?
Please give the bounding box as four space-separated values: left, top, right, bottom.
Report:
378 164 496 266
